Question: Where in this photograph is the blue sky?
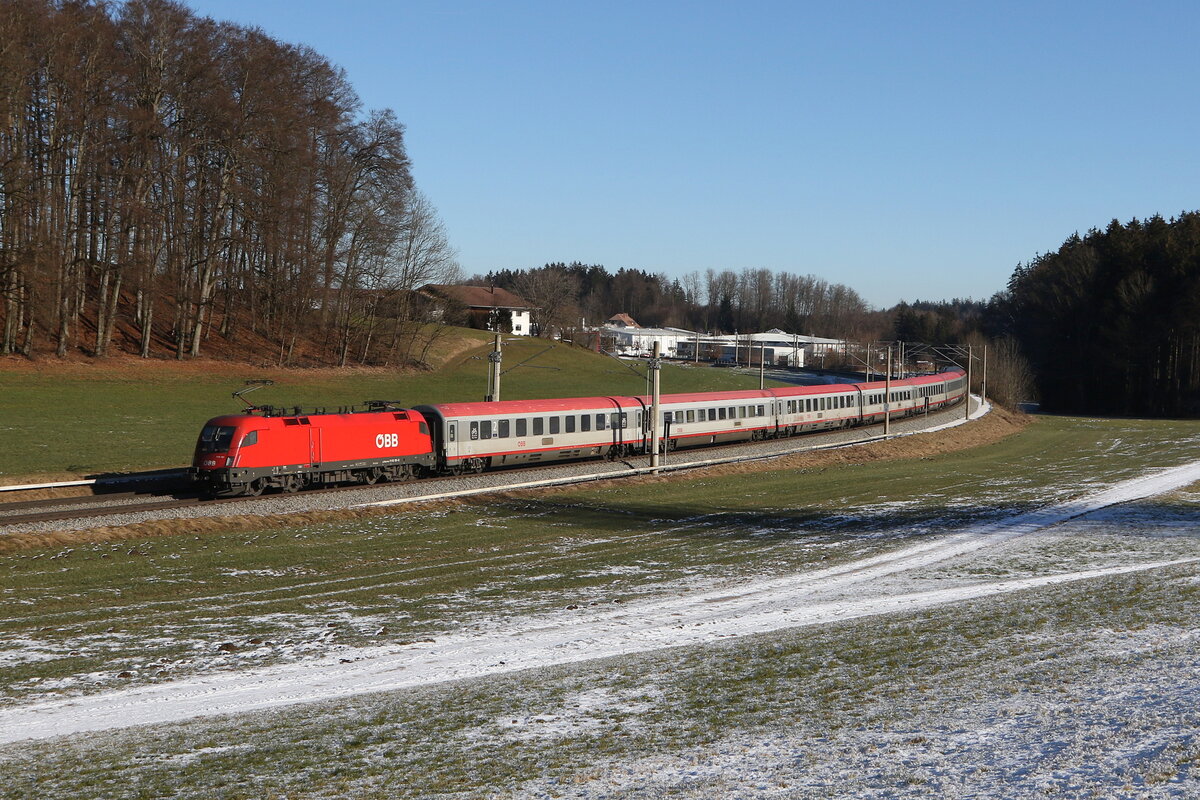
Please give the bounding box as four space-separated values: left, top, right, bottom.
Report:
185 0 1200 308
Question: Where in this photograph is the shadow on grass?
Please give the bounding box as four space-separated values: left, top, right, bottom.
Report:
487 496 1200 545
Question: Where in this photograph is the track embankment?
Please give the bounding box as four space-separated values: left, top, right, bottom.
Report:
0 399 1022 553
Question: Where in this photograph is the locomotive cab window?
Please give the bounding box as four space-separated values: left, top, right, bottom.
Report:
197 425 237 453
239 430 258 447
419 422 429 435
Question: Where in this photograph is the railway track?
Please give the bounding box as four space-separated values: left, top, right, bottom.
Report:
0 396 980 531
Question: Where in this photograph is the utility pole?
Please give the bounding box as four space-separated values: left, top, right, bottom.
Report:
981 344 988 407
694 329 700 363
965 344 973 421
884 345 892 436
650 341 662 471
486 333 503 401
759 342 765 389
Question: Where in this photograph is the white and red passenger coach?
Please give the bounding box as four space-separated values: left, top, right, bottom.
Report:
414 367 966 474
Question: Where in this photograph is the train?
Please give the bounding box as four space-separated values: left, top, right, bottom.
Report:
189 367 967 496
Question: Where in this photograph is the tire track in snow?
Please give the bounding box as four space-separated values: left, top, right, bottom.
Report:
2 460 1198 745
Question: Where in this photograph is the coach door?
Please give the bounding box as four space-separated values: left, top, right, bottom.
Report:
447 421 461 459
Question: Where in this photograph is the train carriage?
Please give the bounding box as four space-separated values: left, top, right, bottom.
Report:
650 389 777 450
414 396 646 472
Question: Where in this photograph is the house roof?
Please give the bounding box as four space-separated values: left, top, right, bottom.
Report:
423 284 533 310
606 313 640 328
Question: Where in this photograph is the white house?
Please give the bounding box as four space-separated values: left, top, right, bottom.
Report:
422 285 535 335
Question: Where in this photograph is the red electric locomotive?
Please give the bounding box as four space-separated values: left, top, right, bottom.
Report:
190 402 435 496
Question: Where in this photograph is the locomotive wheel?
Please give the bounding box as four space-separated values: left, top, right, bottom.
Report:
362 469 381 485
243 479 264 497
282 475 301 493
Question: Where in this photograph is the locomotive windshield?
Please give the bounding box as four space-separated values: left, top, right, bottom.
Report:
196 425 237 453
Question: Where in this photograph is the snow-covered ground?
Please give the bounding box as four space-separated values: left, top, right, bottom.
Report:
3 461 1198 747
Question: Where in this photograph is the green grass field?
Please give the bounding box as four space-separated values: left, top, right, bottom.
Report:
0 333 780 478
1 413 1199 798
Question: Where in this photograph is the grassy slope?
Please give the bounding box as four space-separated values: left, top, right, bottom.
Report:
0 333 781 478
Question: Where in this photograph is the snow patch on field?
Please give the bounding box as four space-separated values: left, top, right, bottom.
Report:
1 461 1198 744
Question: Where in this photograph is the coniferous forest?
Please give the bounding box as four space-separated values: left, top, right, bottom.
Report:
996 213 1200 417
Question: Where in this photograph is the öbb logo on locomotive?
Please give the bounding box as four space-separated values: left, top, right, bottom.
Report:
189 368 967 497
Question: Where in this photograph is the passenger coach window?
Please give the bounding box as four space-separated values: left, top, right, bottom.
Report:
686 410 695 423
675 410 684 423
499 420 510 438
533 418 544 436
596 413 606 430
581 415 591 432
565 416 575 433
719 408 727 420
516 419 527 437
480 421 493 439
550 417 560 434
738 406 746 418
